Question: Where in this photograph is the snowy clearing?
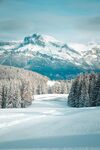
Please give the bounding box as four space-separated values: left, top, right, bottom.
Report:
0 94 100 150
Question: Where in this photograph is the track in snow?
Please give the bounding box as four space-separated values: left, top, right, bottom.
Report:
0 94 100 150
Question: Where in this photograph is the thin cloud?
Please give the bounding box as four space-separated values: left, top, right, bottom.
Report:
77 16 100 31
0 19 32 32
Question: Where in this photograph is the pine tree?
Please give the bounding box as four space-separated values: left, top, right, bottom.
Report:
68 73 100 107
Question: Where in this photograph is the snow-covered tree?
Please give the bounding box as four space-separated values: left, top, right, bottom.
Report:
68 73 100 107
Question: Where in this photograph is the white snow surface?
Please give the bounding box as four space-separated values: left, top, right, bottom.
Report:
0 94 100 150
42 34 61 43
68 43 87 52
47 81 56 87
47 80 60 87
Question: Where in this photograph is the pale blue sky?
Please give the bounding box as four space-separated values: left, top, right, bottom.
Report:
0 0 100 43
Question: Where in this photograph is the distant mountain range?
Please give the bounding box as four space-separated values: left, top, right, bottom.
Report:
0 33 100 79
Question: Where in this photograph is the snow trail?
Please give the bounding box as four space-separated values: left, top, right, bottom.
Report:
0 94 100 150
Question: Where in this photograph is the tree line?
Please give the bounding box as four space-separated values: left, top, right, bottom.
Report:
68 73 100 107
0 65 72 108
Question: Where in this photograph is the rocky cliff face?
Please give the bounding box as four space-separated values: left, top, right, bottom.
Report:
68 73 100 107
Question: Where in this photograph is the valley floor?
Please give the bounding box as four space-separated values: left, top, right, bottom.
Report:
0 94 100 150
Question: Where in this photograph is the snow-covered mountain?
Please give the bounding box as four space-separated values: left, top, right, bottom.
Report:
0 33 100 79
68 43 87 52
83 42 100 69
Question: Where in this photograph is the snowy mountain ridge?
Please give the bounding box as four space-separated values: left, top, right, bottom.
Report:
0 33 100 79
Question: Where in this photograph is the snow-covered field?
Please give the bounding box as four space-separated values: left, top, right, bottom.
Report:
0 94 100 150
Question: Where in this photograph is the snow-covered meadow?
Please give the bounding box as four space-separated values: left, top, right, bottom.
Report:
0 94 100 150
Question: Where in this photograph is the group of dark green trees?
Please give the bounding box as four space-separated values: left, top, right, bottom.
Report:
68 73 100 107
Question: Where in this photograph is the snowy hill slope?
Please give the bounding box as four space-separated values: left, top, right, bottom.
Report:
0 34 100 79
0 94 100 150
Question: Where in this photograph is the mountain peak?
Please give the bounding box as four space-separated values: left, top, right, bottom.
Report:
23 33 61 46
0 33 100 80
23 33 45 46
87 41 100 50
41 34 61 43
